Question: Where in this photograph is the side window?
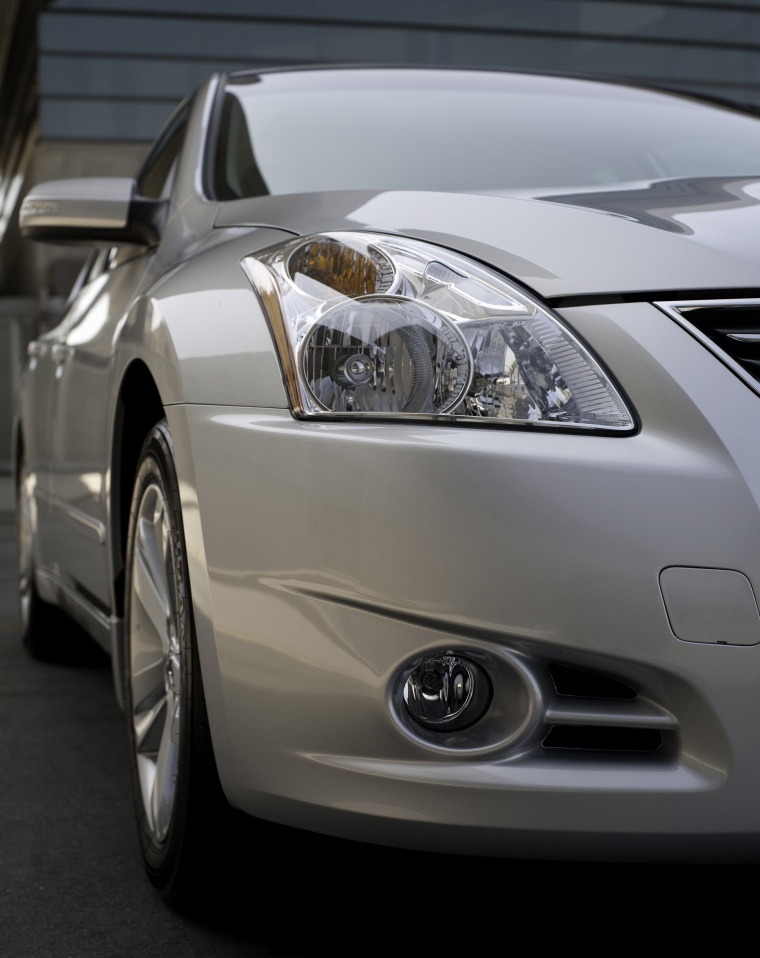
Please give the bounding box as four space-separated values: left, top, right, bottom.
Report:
213 91 268 200
105 100 190 269
136 99 190 200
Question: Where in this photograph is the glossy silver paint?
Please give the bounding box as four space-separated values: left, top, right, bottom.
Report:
14 67 760 862
19 177 133 231
216 182 760 297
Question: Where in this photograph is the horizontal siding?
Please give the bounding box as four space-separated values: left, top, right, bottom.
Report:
40 54 253 99
41 4 760 45
39 98 182 140
43 0 760 32
38 1 760 141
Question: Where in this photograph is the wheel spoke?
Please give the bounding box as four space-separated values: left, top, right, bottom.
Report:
133 689 168 751
129 470 184 847
142 496 169 585
136 753 156 832
133 516 172 644
151 694 180 840
130 653 166 713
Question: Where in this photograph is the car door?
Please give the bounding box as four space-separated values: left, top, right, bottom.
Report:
22 251 108 570
45 102 189 612
44 249 152 610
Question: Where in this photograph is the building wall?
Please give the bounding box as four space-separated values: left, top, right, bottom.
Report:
37 0 760 146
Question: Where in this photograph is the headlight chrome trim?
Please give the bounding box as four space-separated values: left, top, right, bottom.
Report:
243 231 636 433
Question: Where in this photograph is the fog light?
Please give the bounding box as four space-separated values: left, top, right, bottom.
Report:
403 652 492 731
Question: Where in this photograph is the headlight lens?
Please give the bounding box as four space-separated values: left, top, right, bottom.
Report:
242 232 634 431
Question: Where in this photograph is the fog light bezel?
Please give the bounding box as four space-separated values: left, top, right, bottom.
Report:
391 646 541 753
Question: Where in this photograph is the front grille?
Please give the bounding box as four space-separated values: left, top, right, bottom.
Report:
655 298 760 390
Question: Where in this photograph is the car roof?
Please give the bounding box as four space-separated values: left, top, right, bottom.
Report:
221 62 760 120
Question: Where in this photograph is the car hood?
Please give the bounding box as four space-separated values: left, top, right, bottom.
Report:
215 176 760 300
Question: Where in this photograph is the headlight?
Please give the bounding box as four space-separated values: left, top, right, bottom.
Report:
242 232 635 431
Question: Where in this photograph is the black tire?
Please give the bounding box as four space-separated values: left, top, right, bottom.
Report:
17 453 59 660
124 418 228 905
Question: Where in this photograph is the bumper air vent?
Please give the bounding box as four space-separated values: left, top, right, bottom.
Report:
542 663 674 752
655 298 760 392
548 663 637 699
542 725 662 750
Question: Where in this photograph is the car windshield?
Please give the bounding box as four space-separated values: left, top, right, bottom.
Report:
211 68 760 199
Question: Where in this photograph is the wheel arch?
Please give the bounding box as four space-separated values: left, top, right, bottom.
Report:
110 359 165 619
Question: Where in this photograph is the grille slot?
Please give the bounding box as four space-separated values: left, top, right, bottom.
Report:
543 662 675 753
542 725 662 751
549 663 637 700
656 299 760 390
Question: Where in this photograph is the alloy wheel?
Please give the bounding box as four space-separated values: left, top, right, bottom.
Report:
128 477 182 845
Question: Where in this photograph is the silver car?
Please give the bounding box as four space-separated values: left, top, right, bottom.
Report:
14 65 760 895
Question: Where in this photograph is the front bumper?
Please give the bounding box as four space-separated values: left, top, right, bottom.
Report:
166 300 760 861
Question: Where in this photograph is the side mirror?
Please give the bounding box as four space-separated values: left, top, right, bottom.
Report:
19 177 166 247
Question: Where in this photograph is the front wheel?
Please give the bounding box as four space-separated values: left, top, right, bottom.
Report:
124 419 227 904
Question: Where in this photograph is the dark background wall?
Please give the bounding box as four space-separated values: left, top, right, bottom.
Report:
34 0 760 145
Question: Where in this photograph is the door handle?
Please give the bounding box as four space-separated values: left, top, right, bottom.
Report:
50 344 75 365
